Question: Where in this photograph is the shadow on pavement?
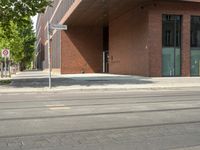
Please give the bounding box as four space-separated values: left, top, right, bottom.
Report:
8 76 154 88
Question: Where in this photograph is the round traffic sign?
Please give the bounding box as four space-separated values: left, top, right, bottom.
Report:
1 49 10 58
3 50 8 56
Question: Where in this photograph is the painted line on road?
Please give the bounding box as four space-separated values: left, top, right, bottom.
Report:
49 107 71 110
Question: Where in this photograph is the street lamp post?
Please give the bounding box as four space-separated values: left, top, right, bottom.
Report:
47 22 67 89
47 21 51 89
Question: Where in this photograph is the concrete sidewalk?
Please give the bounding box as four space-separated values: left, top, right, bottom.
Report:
1 71 200 93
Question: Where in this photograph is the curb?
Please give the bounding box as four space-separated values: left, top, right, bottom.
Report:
0 85 200 94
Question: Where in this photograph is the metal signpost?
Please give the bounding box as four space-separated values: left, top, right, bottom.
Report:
1 49 10 78
47 22 67 89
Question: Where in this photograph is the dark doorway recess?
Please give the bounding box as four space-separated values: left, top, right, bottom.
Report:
103 26 109 73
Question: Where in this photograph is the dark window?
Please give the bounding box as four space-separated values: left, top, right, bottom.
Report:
191 16 200 48
191 16 200 76
162 15 181 47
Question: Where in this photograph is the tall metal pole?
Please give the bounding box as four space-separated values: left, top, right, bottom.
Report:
47 21 52 89
8 60 11 77
5 57 7 78
103 51 106 73
1 62 3 78
46 23 67 88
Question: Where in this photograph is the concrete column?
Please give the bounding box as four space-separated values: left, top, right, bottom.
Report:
181 14 191 76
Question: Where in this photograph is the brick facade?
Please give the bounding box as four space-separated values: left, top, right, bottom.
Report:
148 7 162 77
109 7 149 76
108 1 200 77
36 0 200 77
61 26 103 74
147 1 200 76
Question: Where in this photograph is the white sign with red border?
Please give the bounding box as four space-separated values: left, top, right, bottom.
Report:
1 49 10 58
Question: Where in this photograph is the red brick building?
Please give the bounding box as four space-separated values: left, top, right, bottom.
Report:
36 0 200 77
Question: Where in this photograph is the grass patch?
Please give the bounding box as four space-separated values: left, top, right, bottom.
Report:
0 80 11 85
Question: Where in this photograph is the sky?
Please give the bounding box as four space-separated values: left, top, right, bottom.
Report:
31 15 38 31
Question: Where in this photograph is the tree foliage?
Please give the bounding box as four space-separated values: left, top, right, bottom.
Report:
0 0 52 27
0 19 36 69
0 0 52 69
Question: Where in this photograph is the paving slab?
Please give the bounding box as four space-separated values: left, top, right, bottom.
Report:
1 71 200 93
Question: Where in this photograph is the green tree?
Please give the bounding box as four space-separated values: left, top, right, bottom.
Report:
0 0 52 27
0 19 36 69
0 0 52 69
19 19 36 69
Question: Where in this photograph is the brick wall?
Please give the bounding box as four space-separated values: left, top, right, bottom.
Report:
148 7 162 77
37 0 200 77
109 7 149 76
108 1 200 77
148 1 200 77
61 26 103 74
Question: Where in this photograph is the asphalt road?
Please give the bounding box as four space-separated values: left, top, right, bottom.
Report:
0 90 200 150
